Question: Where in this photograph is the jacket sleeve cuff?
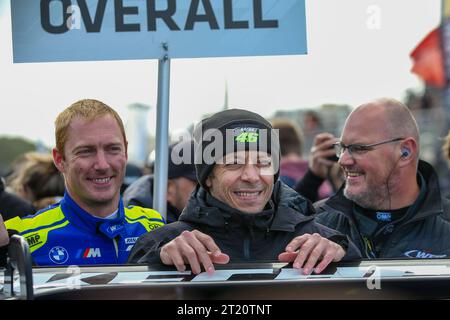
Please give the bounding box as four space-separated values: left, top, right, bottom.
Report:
328 235 363 261
302 169 326 188
327 234 349 251
294 169 326 202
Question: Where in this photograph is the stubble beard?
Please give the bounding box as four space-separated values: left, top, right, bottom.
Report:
343 183 389 210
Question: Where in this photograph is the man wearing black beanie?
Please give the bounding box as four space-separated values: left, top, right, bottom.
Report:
129 109 360 274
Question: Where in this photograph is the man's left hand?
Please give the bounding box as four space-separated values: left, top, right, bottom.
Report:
278 233 345 274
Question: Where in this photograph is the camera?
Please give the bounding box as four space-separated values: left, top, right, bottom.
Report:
327 155 339 162
326 146 339 162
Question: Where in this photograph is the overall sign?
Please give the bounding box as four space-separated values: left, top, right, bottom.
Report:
11 0 307 62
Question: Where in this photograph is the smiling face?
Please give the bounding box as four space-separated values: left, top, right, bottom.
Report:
339 105 401 209
53 115 127 217
205 150 274 214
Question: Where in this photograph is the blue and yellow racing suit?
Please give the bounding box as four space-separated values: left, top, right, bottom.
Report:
5 192 165 266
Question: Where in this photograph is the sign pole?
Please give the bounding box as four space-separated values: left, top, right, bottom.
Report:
153 43 170 221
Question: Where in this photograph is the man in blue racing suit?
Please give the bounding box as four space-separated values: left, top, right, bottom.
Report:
4 99 164 266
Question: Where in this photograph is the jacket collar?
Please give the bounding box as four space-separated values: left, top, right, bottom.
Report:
179 181 314 232
409 160 443 221
60 191 127 239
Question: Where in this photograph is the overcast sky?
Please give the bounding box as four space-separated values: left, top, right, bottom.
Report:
0 0 442 148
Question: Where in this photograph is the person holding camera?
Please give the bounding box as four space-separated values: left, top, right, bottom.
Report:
294 132 344 203
271 119 335 203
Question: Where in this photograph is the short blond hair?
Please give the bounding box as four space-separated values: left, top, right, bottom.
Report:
55 99 126 156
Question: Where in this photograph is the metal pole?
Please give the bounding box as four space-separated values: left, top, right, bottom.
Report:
153 43 170 221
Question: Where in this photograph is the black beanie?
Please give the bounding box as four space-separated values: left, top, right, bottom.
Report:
193 109 280 189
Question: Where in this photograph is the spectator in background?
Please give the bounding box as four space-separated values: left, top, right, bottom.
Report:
294 133 345 203
442 130 450 165
123 140 197 223
3 99 164 266
271 118 332 202
5 152 49 190
0 177 35 220
121 163 144 194
270 118 305 187
314 98 450 259
303 110 325 157
8 153 65 211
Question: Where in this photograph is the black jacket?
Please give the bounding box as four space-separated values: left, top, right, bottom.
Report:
122 175 181 223
0 178 35 221
313 160 450 259
128 181 361 264
294 169 327 203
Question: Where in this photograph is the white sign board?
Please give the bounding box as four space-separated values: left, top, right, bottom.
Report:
11 0 307 62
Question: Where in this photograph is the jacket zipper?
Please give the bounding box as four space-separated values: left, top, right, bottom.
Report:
347 218 370 258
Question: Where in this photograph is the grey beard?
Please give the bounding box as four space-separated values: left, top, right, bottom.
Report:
343 184 389 210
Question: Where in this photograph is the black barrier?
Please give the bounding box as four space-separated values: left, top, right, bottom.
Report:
4 235 34 300
2 259 450 300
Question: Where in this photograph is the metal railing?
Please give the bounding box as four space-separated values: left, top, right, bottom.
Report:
3 235 33 300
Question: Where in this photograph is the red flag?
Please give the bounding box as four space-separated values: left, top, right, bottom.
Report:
410 27 446 88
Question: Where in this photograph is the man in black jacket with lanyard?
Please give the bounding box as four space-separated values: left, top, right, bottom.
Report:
313 98 450 259
129 109 360 274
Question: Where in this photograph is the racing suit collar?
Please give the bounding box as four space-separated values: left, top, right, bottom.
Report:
60 191 126 238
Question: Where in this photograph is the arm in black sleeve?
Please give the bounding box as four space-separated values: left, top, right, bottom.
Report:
128 222 192 265
294 169 326 203
314 223 362 261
